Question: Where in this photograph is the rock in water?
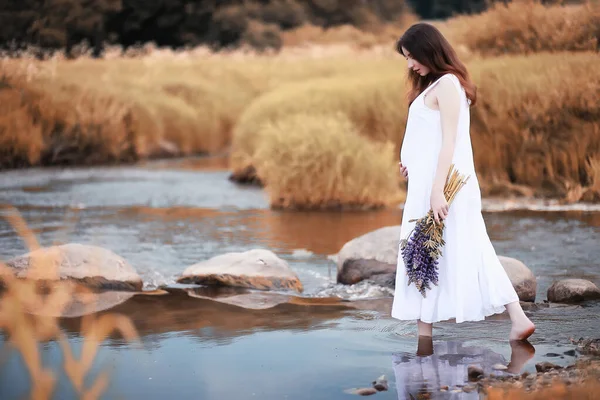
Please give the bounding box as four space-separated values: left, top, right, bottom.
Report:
498 256 537 302
336 226 400 286
468 365 484 381
176 249 303 293
372 375 388 391
343 388 377 396
535 362 562 373
5 243 142 291
547 279 600 303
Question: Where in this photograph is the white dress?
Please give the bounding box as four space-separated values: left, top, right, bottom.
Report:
391 73 519 324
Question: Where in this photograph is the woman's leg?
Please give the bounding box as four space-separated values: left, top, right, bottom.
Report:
417 335 434 356
505 301 535 341
417 320 433 337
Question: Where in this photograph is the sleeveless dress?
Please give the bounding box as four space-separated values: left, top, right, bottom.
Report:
391 73 519 324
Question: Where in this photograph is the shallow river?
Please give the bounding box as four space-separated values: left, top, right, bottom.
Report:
0 156 599 399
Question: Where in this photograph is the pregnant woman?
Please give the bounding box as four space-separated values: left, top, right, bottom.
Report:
391 23 535 342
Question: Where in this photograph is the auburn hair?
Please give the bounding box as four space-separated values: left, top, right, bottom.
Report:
396 23 477 106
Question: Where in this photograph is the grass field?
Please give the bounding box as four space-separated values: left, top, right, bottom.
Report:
1 1 599 209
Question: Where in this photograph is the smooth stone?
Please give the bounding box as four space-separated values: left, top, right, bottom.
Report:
4 243 143 291
186 287 292 310
336 226 399 285
177 249 303 293
493 364 508 371
344 387 377 396
547 279 600 303
372 375 388 391
535 361 562 373
468 365 484 381
574 338 600 356
498 256 537 302
463 385 476 393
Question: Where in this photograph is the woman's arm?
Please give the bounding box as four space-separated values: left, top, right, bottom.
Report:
430 77 461 224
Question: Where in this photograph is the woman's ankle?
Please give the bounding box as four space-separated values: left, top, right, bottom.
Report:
417 320 433 337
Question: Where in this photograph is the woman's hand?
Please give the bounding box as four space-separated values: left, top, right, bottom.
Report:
399 162 408 180
430 189 448 225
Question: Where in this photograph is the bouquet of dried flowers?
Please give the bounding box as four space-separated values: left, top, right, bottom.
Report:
399 164 470 297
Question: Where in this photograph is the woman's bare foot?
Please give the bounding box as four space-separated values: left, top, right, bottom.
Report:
505 301 536 341
507 339 536 374
509 318 536 341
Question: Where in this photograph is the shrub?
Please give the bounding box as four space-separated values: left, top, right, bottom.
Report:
448 0 600 56
254 113 404 210
230 70 406 183
467 51 600 201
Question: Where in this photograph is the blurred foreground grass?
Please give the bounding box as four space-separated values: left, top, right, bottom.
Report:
0 206 140 399
0 0 599 209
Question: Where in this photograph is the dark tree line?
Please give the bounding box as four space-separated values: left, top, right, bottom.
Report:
0 0 535 56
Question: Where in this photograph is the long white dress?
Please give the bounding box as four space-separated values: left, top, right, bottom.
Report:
391 73 519 324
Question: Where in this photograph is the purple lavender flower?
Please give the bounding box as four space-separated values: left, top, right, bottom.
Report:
400 215 442 298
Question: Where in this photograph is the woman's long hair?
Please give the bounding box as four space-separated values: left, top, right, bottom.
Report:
396 23 477 106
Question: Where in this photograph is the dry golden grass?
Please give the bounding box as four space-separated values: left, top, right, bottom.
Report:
446 0 600 56
0 57 266 168
253 113 404 210
229 50 600 204
487 378 600 400
466 51 600 201
1 0 599 206
0 49 400 169
229 66 407 184
0 206 140 399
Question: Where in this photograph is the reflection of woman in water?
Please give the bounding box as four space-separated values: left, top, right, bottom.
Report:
391 23 535 341
392 337 535 400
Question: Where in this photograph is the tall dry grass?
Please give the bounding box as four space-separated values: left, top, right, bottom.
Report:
253 113 403 210
0 50 399 169
0 206 140 399
229 66 407 184
1 0 599 206
467 51 600 201
0 57 265 168
230 50 600 205
446 0 600 56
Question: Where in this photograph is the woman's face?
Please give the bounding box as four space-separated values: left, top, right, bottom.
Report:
401 46 430 77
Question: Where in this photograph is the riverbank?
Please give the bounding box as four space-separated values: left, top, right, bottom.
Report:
1 2 599 208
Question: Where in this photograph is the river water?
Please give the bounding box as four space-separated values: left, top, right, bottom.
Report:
1 155 599 399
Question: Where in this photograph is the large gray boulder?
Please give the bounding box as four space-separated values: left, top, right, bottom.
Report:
177 249 303 293
336 226 400 286
547 279 600 303
498 256 537 302
5 243 143 291
335 226 537 302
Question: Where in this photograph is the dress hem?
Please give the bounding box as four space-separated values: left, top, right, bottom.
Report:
390 302 516 324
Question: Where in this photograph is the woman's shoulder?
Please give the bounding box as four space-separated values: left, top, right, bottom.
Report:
435 73 466 101
438 73 463 91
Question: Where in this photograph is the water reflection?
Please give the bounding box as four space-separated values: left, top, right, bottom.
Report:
392 338 536 399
